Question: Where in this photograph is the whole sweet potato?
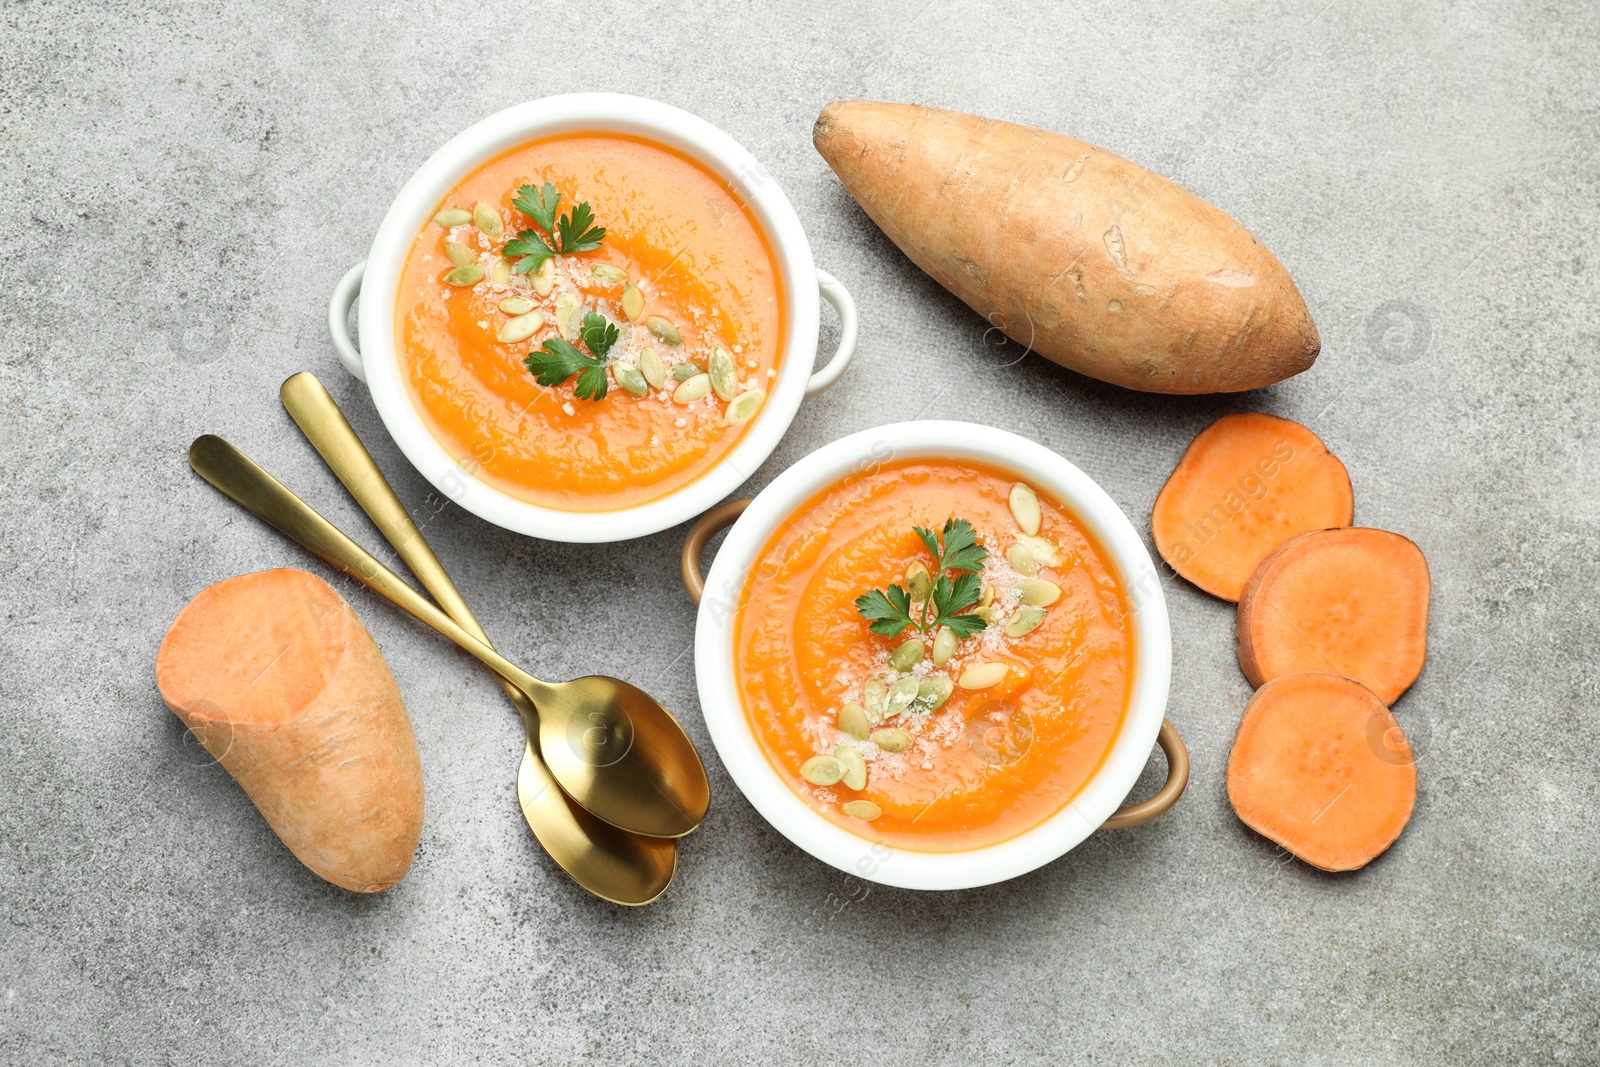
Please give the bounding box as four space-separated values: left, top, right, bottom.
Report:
814 100 1319 394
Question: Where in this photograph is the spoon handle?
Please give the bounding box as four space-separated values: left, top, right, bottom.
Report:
278 374 542 719
188 433 540 695
278 373 484 637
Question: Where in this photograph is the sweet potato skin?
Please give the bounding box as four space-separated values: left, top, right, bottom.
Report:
157 569 424 893
814 101 1320 394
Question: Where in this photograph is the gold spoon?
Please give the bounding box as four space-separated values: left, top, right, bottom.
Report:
188 433 711 840
278 372 675 905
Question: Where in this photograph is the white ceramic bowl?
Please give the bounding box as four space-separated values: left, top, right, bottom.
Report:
326 93 858 543
685 422 1183 890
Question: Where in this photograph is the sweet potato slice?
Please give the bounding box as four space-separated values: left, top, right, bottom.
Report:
1152 413 1353 600
1227 672 1416 871
1237 527 1430 704
156 568 424 892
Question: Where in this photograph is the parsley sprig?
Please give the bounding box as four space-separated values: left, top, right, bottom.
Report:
855 518 989 639
522 312 619 400
505 182 606 273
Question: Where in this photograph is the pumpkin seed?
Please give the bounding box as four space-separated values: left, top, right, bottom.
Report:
721 389 764 426
981 585 995 608
707 346 738 401
959 662 1009 690
433 208 472 227
613 361 649 397
1017 534 1060 567
800 755 844 786
973 605 994 623
443 265 483 287
838 702 870 740
673 374 711 404
590 263 628 287
646 315 682 345
886 676 920 715
489 256 511 289
496 310 544 343
888 639 926 672
555 292 581 341
499 295 535 315
916 675 954 711
471 201 502 236
905 561 931 602
931 625 958 666
531 257 556 297
621 283 644 321
834 745 868 790
870 728 911 753
639 347 666 388
443 239 476 267
670 361 705 382
1006 606 1047 638
842 800 882 821
863 677 888 722
1006 544 1040 576
1008 482 1042 536
1018 578 1061 606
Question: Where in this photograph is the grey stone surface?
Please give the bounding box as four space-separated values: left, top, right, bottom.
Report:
2 0 1597 1062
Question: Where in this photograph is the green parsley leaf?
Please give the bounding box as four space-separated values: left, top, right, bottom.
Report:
504 182 605 275
939 613 987 639
523 337 608 399
856 517 989 640
511 182 560 233
580 312 619 361
854 585 914 638
556 201 606 254
937 519 987 574
931 571 983 630
504 229 556 273
573 364 609 401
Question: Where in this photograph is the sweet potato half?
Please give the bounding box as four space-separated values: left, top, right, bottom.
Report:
814 100 1320 394
156 568 424 892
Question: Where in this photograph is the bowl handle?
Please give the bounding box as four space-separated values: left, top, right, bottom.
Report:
328 261 368 382
681 499 753 605
807 269 858 398
1100 719 1189 829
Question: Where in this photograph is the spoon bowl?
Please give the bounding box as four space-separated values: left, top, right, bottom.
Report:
534 675 714 840
516 738 677 905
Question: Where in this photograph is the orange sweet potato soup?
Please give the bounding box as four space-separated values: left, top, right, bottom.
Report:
735 459 1136 851
396 134 784 511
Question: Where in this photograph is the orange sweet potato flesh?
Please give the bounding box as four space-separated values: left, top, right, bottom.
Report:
1237 527 1430 705
156 568 424 892
1228 672 1416 871
1152 413 1353 600
813 100 1320 394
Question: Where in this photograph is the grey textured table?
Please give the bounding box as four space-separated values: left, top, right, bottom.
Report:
3 1 1597 1063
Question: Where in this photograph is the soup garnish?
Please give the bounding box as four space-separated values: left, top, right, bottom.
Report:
855 517 990 644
